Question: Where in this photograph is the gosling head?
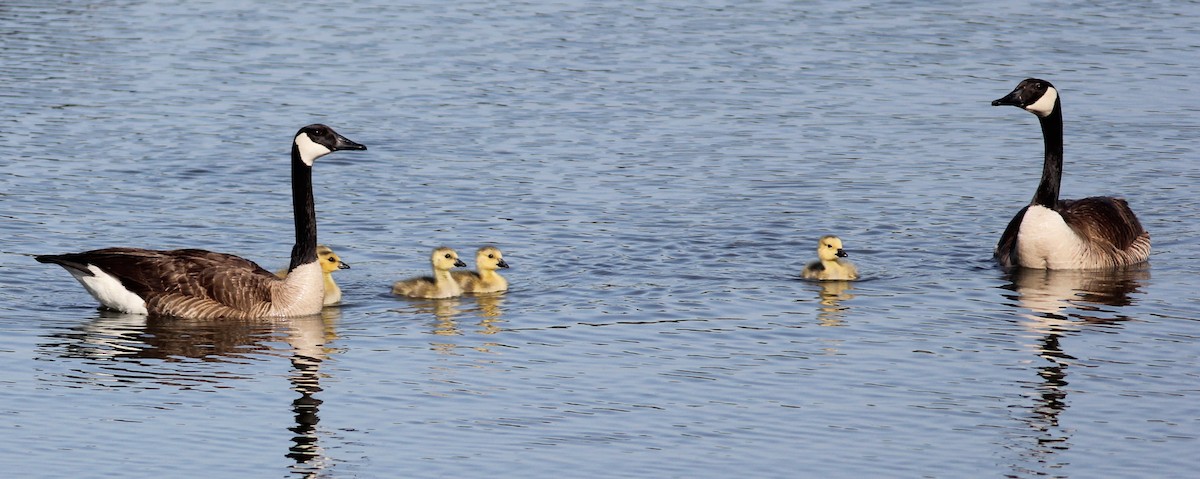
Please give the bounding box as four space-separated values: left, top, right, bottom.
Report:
431 247 468 272
991 78 1059 118
293 124 368 166
816 235 849 262
317 245 350 274
474 246 510 272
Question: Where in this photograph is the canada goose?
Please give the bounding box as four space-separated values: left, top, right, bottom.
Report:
392 247 468 299
991 78 1150 270
451 246 510 293
35 124 366 318
801 235 858 281
276 245 349 306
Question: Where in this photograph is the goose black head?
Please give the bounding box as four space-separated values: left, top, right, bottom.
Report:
992 78 1059 118
294 124 367 166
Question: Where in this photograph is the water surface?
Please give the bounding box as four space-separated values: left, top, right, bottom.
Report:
2 1 1199 478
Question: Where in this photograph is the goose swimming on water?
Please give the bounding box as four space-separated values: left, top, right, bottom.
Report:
36 124 367 319
991 78 1150 270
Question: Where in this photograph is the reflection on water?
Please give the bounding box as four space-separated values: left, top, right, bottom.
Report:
813 280 855 327
1004 267 1148 333
38 309 342 478
397 294 507 355
999 267 1148 477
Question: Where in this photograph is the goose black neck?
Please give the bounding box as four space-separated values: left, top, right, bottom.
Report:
289 145 318 271
1032 101 1064 208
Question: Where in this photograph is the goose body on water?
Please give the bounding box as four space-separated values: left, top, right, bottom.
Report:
451 246 510 293
36 124 366 319
276 245 350 306
991 78 1150 270
801 235 858 281
392 247 468 299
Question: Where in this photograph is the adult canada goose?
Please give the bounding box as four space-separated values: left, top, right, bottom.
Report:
36 124 367 319
991 78 1150 269
392 247 468 299
451 246 510 293
276 245 350 306
801 235 858 281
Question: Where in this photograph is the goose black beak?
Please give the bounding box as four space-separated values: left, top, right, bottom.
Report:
454 259 467 268
338 261 351 270
333 133 367 151
496 259 510 269
992 90 1022 107
836 249 848 258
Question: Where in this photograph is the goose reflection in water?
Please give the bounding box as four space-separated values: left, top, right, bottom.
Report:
999 266 1148 475
39 309 342 477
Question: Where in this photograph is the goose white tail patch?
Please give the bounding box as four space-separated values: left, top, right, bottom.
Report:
70 265 148 314
294 133 332 166
1026 86 1058 118
1018 205 1087 269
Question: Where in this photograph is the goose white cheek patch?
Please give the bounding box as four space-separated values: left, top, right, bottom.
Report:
294 133 332 166
1025 86 1058 117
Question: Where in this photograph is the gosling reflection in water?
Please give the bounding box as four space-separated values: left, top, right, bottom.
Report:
814 280 855 327
401 293 507 354
999 266 1148 475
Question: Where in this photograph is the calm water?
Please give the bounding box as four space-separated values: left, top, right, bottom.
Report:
2 1 1199 477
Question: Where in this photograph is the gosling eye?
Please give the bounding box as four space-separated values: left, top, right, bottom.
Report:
444 253 453 259
327 257 336 262
487 254 495 259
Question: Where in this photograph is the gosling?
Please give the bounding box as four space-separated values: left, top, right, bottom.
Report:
276 245 350 306
451 246 510 293
392 247 468 299
801 235 859 281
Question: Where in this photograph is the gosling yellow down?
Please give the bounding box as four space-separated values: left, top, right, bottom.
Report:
451 246 510 293
392 247 468 299
801 235 858 281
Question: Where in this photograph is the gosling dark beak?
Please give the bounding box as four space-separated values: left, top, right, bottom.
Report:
496 259 510 269
836 249 848 258
338 261 351 270
454 259 467 268
333 132 367 151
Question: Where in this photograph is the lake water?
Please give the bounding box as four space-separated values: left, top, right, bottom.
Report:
2 1 1199 477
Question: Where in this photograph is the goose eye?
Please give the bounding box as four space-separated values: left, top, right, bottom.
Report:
327 257 336 262
444 253 453 259
487 254 495 259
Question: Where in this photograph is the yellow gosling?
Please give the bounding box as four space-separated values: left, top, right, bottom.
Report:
801 235 858 281
451 246 510 293
392 247 467 299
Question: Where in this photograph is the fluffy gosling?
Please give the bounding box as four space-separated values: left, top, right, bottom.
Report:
392 247 468 299
451 246 510 293
276 245 350 306
801 235 858 281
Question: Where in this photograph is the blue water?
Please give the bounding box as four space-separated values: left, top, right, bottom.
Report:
2 1 1199 478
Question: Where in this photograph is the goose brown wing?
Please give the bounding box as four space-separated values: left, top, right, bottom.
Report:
1057 197 1148 251
55 247 280 314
